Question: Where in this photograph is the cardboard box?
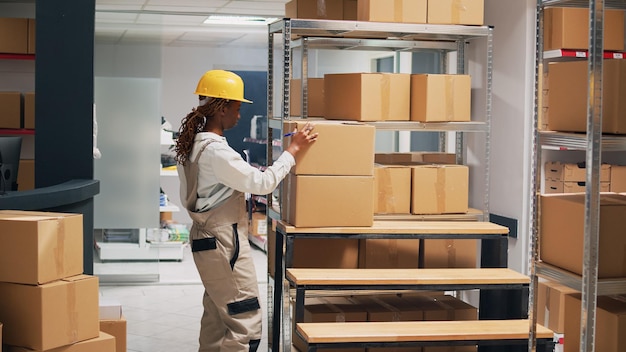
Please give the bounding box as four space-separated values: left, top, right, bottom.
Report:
27 18 35 54
375 152 457 165
343 0 357 20
544 180 610 194
0 18 28 54
249 211 267 237
23 91 35 129
5 332 116 352
17 159 35 191
0 210 83 285
411 165 469 214
544 7 625 51
283 174 374 227
324 73 411 121
283 120 375 176
0 92 22 129
610 165 626 192
536 280 578 334
540 193 626 278
290 78 325 117
564 294 626 352
285 0 344 20
358 239 419 268
373 165 411 214
422 239 478 268
352 295 423 322
545 60 626 134
100 317 127 352
0 275 100 350
410 74 471 122
544 161 611 182
357 0 427 24
427 0 484 25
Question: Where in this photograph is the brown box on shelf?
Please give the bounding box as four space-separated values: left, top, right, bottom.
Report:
290 78 325 117
358 238 419 268
422 239 478 268
0 92 22 129
17 159 35 191
543 180 610 194
564 294 626 352
373 164 411 214
411 164 469 215
610 165 626 192
545 60 626 134
283 174 374 227
357 0 427 24
0 275 100 351
540 193 626 278
410 74 471 122
249 211 267 237
27 18 35 54
427 0 484 25
285 0 344 20
544 161 611 182
375 152 457 165
324 73 410 121
405 294 478 321
6 332 116 352
536 280 578 334
352 295 423 322
343 0 357 20
544 7 625 52
283 119 375 176
0 210 83 285
0 18 28 54
23 91 35 129
100 317 127 352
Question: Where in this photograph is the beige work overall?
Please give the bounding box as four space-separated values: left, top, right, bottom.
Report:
183 141 262 352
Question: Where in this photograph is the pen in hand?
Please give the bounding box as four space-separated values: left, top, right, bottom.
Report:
283 132 296 137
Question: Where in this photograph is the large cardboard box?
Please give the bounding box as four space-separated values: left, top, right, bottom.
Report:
564 294 626 352
27 18 35 54
290 78 325 117
544 7 625 51
375 152 456 165
427 0 484 25
544 161 610 182
0 210 83 285
283 174 374 227
358 239 420 268
410 74 471 122
545 60 626 134
422 239 478 268
324 73 411 121
17 159 35 191
0 275 100 350
285 0 344 20
357 0 427 24
100 317 127 352
411 165 469 215
610 165 626 192
536 280 578 334
0 92 22 129
373 165 411 214
23 91 35 129
5 332 116 352
0 18 28 54
283 120 375 176
540 193 626 278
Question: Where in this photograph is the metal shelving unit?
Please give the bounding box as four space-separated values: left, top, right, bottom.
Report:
530 1 626 351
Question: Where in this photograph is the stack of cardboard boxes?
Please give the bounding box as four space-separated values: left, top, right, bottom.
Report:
0 210 125 352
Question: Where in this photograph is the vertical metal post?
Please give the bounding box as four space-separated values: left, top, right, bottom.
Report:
455 39 466 166
483 28 494 220
266 26 276 352
301 37 309 119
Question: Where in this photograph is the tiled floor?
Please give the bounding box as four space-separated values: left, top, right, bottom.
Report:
98 245 271 352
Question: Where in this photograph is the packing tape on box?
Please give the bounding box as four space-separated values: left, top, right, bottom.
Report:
56 219 65 277
67 281 79 342
394 0 403 22
445 76 455 121
381 74 391 120
316 0 327 18
370 296 402 321
452 0 467 24
436 166 446 213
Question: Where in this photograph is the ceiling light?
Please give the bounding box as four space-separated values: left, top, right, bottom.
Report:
203 15 278 26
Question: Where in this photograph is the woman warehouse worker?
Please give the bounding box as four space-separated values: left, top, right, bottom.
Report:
174 69 318 352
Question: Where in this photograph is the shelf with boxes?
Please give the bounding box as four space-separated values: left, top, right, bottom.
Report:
530 1 626 351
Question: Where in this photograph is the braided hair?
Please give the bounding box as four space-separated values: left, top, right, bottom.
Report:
174 97 230 165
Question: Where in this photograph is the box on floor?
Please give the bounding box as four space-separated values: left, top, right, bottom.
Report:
100 317 127 352
564 294 626 352
5 332 116 352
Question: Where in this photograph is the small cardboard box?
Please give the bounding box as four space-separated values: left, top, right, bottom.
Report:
536 280 578 334
410 74 471 122
283 119 375 176
540 193 626 278
564 294 626 352
358 239 420 268
290 78 325 117
610 165 626 192
422 239 478 268
411 164 469 215
23 91 35 129
0 18 28 54
544 7 625 51
375 152 457 165
285 0 344 20
427 0 484 25
0 275 100 351
0 92 22 129
0 210 83 285
544 161 611 182
17 159 35 191
283 174 374 227
358 0 427 24
5 332 116 352
373 165 411 214
100 317 127 352
249 211 267 237
544 180 610 194
324 73 410 121
352 295 423 322
27 18 35 54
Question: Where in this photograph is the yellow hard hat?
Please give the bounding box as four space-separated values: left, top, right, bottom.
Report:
194 70 252 103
